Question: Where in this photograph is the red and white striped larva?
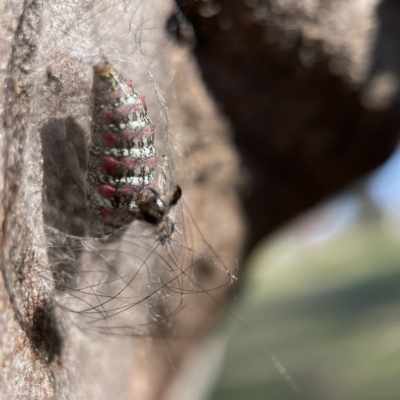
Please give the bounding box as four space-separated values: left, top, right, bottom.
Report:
86 62 181 244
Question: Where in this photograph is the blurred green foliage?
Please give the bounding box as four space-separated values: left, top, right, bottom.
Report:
210 193 400 400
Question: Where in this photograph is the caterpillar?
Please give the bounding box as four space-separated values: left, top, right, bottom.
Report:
86 61 181 244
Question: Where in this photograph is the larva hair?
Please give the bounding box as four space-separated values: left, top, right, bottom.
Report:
86 61 181 244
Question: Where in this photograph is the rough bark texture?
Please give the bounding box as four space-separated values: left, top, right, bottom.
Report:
1 0 400 399
0 0 243 399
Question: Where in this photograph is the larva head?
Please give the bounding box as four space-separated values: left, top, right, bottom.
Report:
139 186 182 245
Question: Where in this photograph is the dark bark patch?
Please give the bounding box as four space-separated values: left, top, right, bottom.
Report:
29 301 62 364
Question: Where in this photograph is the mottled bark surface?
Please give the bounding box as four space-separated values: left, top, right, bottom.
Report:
178 0 400 251
0 0 243 399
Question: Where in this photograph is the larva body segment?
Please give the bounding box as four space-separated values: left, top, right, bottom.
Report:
87 62 181 244
87 62 157 227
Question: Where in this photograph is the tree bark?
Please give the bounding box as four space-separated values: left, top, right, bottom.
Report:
178 0 400 251
1 0 244 398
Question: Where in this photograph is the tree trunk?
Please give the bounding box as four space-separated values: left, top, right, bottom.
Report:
0 1 244 398
179 0 400 250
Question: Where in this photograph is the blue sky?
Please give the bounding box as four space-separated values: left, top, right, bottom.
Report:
369 145 400 215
